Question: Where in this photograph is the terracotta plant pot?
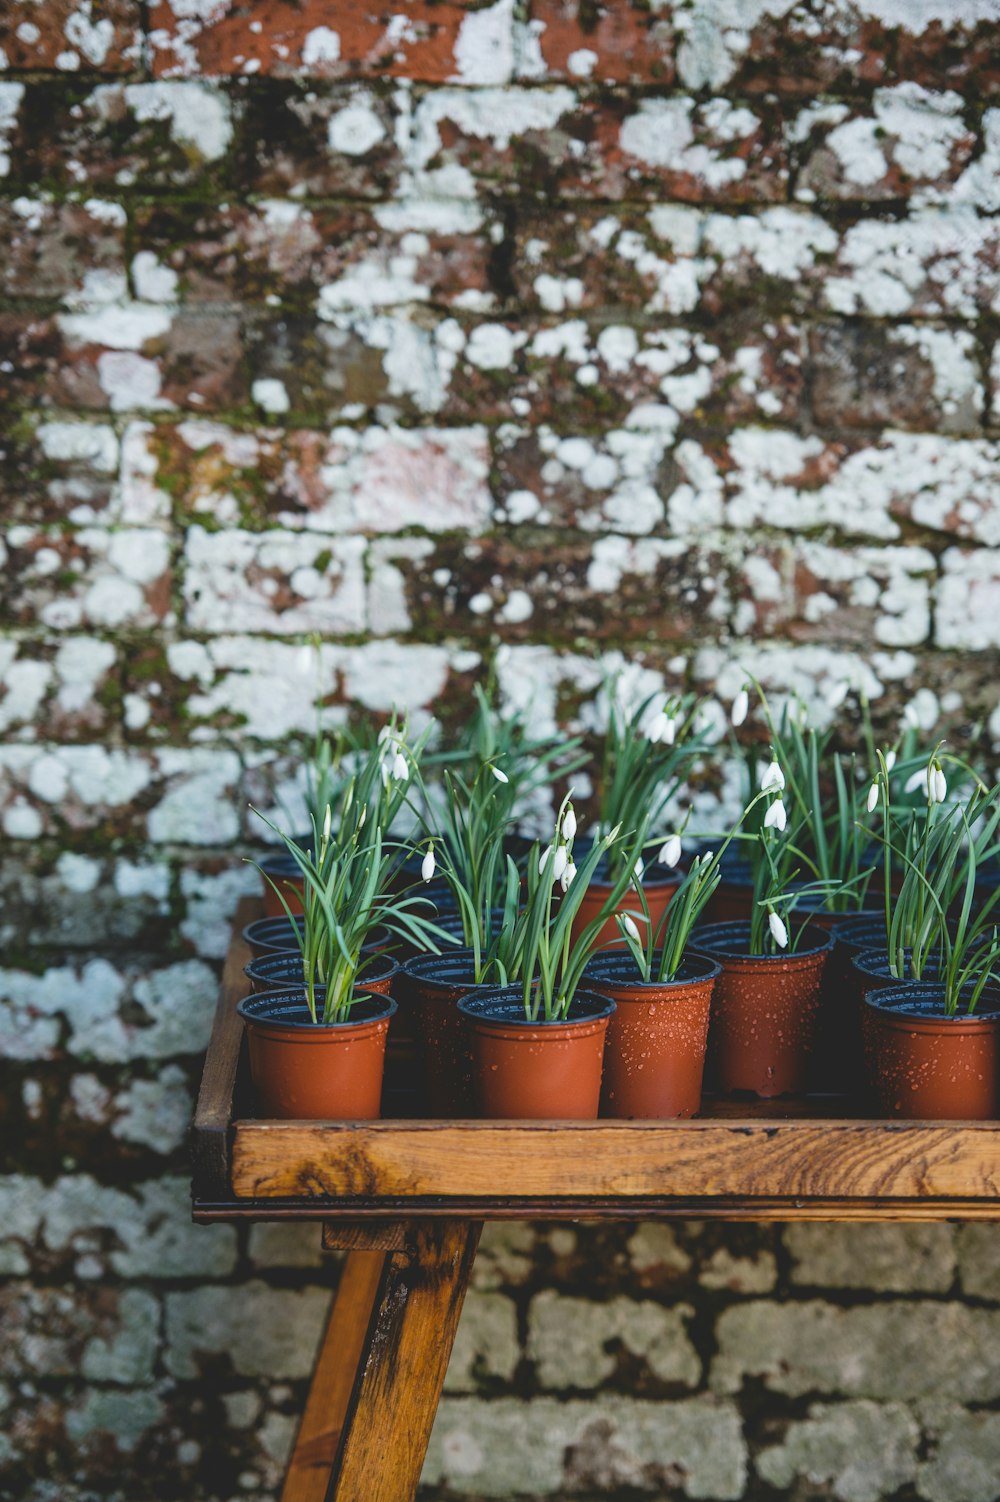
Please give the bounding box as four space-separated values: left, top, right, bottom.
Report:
570 870 680 951
237 989 396 1119
690 921 833 1098
259 851 306 918
863 985 1000 1120
457 987 615 1120
396 950 483 1116
244 948 397 996
585 952 721 1118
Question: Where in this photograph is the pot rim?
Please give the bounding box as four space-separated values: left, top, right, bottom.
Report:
689 920 833 962
399 948 484 990
237 987 397 1032
863 984 1000 1024
583 951 721 992
244 947 397 982
457 986 615 1028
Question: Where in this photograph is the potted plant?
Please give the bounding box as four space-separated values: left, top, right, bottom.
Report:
398 755 521 1116
860 751 1000 1119
237 758 453 1121
571 684 706 948
457 797 638 1118
583 793 777 1118
691 754 838 1097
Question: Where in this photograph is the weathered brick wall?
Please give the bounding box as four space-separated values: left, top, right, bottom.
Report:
4 2 1000 1499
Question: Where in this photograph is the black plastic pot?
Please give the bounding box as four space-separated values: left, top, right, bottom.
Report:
243 915 393 960
244 948 398 995
396 950 486 1115
811 916 889 1095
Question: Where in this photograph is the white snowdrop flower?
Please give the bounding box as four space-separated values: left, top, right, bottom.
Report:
731 688 749 727
760 759 785 792
764 798 786 832
903 703 920 730
867 782 879 813
633 855 645 880
768 910 788 949
932 766 947 803
561 806 577 841
884 750 897 773
646 710 669 744
392 752 409 782
538 843 554 875
421 847 436 882
552 845 569 881
490 765 509 784
322 803 332 840
560 861 577 893
904 768 926 795
659 834 682 868
827 679 849 710
621 913 641 942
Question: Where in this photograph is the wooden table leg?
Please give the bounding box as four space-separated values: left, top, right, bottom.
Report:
281 1247 386 1502
280 1220 482 1502
333 1220 482 1502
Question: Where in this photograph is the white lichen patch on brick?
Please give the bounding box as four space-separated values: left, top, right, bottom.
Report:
619 97 758 188
182 527 367 634
528 1290 701 1389
451 0 515 86
825 211 1000 318
936 549 1000 649
757 1401 919 1502
119 81 233 160
409 85 576 178
0 82 24 176
12 525 172 632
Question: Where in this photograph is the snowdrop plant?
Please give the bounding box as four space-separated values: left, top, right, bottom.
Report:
616 789 775 981
869 749 1000 1012
251 778 455 1024
501 794 638 1021
593 685 706 881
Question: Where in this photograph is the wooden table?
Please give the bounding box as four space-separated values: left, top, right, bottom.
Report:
193 899 1000 1502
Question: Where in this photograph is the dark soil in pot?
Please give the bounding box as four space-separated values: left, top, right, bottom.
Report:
584 952 720 1118
244 948 398 996
863 984 1000 1120
457 987 615 1120
690 921 833 1098
237 988 396 1119
396 950 485 1116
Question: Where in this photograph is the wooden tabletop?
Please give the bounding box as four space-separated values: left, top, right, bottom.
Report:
191 897 1000 1223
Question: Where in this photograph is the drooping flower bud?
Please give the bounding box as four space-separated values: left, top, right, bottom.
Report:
764 798 787 832
731 688 749 727
490 765 509 784
560 861 577 893
633 855 645 881
538 844 554 876
392 752 409 782
621 913 641 942
867 782 879 813
322 803 332 841
552 846 569 881
768 909 788 949
421 847 436 882
561 806 577 841
658 834 682 868
932 765 947 803
760 759 785 792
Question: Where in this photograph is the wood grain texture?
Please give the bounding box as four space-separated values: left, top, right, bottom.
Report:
191 894 258 1198
321 1223 409 1251
329 1221 482 1502
281 1251 385 1502
231 1119 1000 1206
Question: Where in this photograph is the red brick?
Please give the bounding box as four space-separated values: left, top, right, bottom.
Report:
793 93 976 204
38 81 233 192
149 0 511 82
0 0 139 74
0 198 125 299
412 91 786 204
810 323 984 434
528 1 675 84
132 201 495 308
381 534 729 646
241 83 404 198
